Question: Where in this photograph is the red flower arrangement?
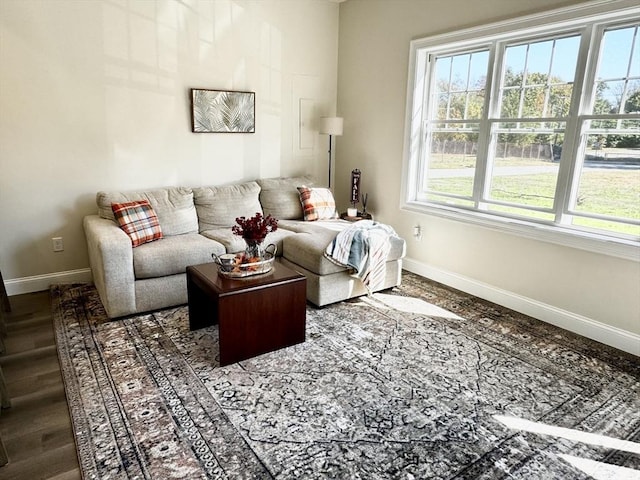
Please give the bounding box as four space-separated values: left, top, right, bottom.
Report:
232 212 278 244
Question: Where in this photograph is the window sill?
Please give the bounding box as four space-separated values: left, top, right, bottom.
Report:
402 201 640 262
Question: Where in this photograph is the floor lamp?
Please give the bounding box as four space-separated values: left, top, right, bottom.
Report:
319 117 343 189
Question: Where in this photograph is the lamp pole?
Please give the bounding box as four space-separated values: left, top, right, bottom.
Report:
327 134 334 188
318 117 344 189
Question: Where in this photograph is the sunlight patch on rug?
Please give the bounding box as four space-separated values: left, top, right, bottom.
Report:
558 455 640 480
366 292 464 320
495 415 640 454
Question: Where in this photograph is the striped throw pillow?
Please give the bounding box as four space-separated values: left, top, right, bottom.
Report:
297 187 338 221
111 200 163 247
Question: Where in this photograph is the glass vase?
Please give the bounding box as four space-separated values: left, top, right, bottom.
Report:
244 239 264 260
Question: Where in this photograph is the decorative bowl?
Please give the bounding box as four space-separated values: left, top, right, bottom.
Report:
212 244 277 278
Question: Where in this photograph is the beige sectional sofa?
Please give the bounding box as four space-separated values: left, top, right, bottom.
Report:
83 176 406 318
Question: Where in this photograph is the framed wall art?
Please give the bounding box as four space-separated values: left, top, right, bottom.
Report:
191 89 255 133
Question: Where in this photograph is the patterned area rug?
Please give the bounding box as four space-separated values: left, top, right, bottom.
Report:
51 272 640 479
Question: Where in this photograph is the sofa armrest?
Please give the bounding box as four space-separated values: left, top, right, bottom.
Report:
83 215 136 318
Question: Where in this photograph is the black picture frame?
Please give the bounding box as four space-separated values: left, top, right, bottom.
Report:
191 89 255 133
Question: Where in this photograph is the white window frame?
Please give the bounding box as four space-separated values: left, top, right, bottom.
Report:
401 0 640 261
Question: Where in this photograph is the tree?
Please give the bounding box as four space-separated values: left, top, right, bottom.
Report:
593 83 640 148
499 69 573 146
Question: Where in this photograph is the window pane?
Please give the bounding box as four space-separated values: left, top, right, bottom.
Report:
451 54 470 88
598 27 634 79
427 126 479 198
435 93 448 119
526 40 553 79
550 36 580 82
467 91 484 119
504 44 526 77
549 84 573 117
624 82 640 114
488 129 561 210
449 93 466 119
522 86 546 118
631 30 640 78
469 51 489 90
435 56 452 90
595 80 625 113
571 133 640 234
500 87 521 118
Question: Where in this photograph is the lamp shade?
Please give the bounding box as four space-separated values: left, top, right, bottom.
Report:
318 116 344 136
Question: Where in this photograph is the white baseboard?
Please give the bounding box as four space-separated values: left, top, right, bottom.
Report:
4 268 93 296
403 257 640 357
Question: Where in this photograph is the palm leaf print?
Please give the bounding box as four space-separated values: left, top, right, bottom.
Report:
192 90 255 133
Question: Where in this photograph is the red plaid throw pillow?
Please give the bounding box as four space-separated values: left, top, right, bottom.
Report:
111 200 163 247
297 186 338 221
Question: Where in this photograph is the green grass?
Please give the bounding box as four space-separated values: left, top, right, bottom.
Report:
429 154 554 169
427 155 640 236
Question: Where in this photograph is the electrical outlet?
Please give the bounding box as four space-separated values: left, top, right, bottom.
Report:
52 237 64 252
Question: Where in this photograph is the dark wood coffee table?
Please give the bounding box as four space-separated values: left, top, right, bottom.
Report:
186 261 306 366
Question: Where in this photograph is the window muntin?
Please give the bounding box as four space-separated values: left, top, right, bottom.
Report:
406 6 640 248
499 35 579 119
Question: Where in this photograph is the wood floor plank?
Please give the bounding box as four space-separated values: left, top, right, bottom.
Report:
1 355 61 386
3 369 65 400
0 443 80 480
0 290 80 479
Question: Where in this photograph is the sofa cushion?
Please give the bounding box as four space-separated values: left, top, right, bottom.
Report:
112 200 163 247
97 187 198 236
297 187 338 221
282 229 347 275
256 175 315 220
133 233 225 279
193 181 263 230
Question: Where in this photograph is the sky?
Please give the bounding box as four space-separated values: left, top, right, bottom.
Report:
438 25 638 87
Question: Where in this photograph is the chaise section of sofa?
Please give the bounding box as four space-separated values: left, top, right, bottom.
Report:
278 220 405 306
256 176 405 306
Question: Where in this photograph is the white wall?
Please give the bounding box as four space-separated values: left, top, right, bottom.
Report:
336 0 640 352
0 0 339 283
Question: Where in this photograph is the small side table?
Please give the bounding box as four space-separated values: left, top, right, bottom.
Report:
340 212 372 222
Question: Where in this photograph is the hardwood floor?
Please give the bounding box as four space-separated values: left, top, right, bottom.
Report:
0 291 81 480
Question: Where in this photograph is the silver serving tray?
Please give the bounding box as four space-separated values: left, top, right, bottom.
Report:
212 244 277 278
